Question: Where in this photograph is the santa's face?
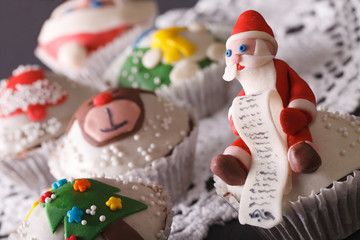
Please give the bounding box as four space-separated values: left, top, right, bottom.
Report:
223 38 275 81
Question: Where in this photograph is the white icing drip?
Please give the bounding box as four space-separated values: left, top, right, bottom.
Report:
0 117 62 152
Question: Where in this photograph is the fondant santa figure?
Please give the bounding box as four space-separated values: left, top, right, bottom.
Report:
211 10 322 186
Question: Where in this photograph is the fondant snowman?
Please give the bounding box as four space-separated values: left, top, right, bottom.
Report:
211 10 322 186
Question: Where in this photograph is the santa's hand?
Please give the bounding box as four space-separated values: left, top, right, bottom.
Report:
280 108 310 135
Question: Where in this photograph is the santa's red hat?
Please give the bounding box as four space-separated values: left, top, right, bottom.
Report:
226 10 278 54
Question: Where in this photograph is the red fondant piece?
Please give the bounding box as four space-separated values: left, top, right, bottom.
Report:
93 93 113 106
39 25 129 59
27 104 47 122
237 64 245 71
66 236 77 240
39 191 53 203
280 108 309 135
231 10 274 37
229 115 239 136
6 69 45 90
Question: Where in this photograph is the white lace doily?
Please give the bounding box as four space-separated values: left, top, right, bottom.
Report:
1 0 360 239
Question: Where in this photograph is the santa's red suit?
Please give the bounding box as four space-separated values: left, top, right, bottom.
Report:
226 58 317 171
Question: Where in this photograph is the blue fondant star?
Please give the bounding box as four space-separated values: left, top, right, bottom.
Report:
52 178 68 190
67 206 84 223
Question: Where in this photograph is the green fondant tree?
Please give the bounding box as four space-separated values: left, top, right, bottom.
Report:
42 179 147 240
118 48 212 92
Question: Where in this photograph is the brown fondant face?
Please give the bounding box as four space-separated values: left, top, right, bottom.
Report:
84 99 141 142
68 88 151 147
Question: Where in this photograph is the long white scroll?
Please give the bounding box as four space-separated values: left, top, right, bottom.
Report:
231 89 290 229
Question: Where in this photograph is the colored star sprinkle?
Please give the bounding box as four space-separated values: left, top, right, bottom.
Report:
67 206 84 223
52 178 68 189
73 179 91 192
66 236 77 240
106 197 123 211
39 191 52 203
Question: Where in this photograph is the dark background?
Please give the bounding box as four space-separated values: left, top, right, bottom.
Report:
0 1 359 239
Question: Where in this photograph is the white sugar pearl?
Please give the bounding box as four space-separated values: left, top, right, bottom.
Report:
45 197 51 203
154 77 161 85
99 215 106 222
91 205 97 210
133 134 140 141
86 209 91 214
81 220 87 225
339 150 346 156
51 194 56 199
132 185 139 191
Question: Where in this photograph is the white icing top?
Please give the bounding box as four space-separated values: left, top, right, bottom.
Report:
215 110 360 205
0 73 96 155
49 93 190 178
9 177 172 240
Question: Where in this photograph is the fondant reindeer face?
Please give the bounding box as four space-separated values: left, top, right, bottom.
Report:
69 88 147 147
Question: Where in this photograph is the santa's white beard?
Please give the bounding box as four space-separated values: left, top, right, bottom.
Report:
223 54 274 81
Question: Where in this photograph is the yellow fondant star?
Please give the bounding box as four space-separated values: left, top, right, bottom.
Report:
106 197 122 211
151 27 196 64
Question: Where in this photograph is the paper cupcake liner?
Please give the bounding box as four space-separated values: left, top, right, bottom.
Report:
215 170 360 240
0 141 57 191
256 170 360 240
119 108 199 202
35 26 146 91
156 60 229 118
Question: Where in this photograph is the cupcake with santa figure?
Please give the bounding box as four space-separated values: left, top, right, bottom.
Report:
0 64 95 190
35 0 157 90
211 10 360 240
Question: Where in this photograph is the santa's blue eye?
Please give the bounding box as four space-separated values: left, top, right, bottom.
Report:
239 44 247 52
226 49 232 57
91 1 103 7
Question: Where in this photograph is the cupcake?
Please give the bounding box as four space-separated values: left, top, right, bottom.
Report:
214 109 360 239
104 23 228 118
35 0 157 90
0 64 95 190
211 10 360 239
9 177 172 240
49 87 198 201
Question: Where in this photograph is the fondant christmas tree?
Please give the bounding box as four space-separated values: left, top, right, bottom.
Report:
40 179 147 240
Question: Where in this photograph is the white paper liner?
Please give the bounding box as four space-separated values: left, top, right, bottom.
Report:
156 60 229 118
35 26 146 91
215 170 360 240
0 141 57 191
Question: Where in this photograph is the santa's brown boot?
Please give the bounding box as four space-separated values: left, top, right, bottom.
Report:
210 154 248 186
288 142 322 173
